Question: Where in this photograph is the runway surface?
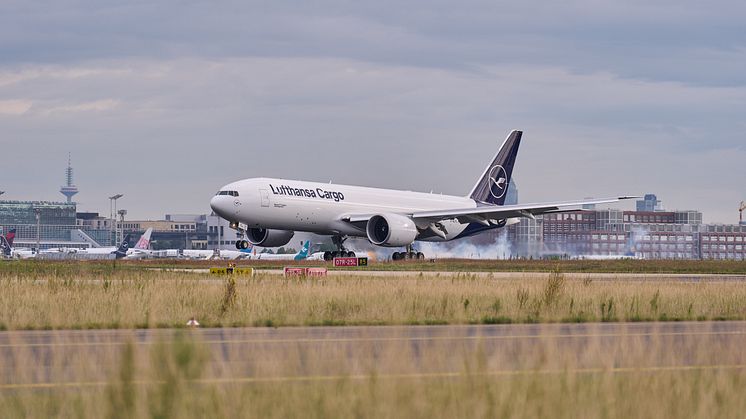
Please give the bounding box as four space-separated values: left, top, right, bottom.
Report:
169 268 746 282
1 321 746 389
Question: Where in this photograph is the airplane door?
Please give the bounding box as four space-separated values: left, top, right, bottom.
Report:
259 189 270 207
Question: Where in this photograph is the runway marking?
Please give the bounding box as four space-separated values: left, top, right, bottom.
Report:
1 330 745 349
2 364 745 390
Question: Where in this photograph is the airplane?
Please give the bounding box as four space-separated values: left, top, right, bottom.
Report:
1 228 131 259
0 229 16 258
0 228 42 259
210 130 638 260
44 234 132 258
180 246 253 260
251 240 311 261
124 228 253 260
123 228 155 259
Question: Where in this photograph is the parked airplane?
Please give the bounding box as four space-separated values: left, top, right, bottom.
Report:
251 240 311 261
44 234 131 257
179 247 253 260
0 228 57 259
210 130 637 260
123 228 154 259
123 230 253 260
0 229 16 258
1 228 131 259
0 229 130 259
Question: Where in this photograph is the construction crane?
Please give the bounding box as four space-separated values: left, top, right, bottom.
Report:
740 201 746 224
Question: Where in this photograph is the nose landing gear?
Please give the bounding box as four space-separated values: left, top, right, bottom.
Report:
233 224 251 250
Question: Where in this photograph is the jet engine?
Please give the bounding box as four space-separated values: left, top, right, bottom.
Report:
245 228 294 247
366 214 418 247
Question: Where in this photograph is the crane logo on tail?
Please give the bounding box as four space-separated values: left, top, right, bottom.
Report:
488 165 508 199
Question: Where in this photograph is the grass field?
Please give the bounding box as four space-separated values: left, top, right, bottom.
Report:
1 327 745 418
2 261 746 417
3 258 746 275
0 263 745 329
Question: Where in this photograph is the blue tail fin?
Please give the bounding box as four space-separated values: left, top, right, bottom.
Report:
294 241 310 260
113 234 131 259
468 130 522 205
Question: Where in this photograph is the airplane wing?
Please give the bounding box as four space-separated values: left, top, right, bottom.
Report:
344 196 639 225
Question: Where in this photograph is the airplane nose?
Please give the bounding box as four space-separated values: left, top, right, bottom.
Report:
210 195 230 219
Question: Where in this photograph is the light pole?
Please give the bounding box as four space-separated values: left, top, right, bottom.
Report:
34 208 41 253
118 209 127 245
109 194 123 245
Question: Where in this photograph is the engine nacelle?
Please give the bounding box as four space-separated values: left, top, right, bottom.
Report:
245 228 294 247
366 214 418 247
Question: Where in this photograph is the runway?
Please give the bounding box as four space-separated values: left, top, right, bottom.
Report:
1 321 746 389
160 267 746 282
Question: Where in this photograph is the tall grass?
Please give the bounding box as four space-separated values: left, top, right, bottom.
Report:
0 268 746 329
3 259 746 274
1 324 745 418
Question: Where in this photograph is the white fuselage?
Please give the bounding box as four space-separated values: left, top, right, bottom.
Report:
210 178 479 241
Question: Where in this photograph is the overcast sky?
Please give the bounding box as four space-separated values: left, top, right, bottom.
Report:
1 1 744 223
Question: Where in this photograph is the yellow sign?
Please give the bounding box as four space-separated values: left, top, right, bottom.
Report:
209 267 254 276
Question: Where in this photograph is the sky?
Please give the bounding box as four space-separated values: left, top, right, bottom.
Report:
1 1 744 223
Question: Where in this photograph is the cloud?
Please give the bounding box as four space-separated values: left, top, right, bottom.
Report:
41 99 119 114
0 99 31 115
0 1 744 223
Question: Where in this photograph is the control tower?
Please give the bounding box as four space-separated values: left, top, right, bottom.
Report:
59 154 79 203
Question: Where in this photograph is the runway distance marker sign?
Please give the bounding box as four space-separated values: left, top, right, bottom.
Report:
333 257 368 267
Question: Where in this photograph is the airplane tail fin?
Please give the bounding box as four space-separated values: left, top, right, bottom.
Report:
468 130 522 205
134 228 153 250
294 241 310 260
113 234 131 258
6 228 16 248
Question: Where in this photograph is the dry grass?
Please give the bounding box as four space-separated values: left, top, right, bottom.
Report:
1 325 745 418
2 261 745 417
4 258 746 274
0 267 745 329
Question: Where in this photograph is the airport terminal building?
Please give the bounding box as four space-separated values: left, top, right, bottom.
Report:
0 200 108 250
507 196 746 260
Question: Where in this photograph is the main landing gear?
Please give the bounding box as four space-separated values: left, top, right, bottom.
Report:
392 244 424 261
323 235 356 261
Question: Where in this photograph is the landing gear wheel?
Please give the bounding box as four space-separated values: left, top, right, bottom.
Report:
392 252 400 261
240 240 250 249
404 252 412 260
416 252 425 260
329 235 357 261
235 241 242 250
323 251 333 261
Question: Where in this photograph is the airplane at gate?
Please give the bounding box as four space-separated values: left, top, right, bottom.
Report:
210 130 637 260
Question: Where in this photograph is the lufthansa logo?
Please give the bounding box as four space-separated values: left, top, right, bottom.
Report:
488 165 508 199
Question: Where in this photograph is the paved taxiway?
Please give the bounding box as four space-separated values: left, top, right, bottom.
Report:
165 268 746 282
1 321 745 389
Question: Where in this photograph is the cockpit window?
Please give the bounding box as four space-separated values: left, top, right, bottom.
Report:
216 190 239 197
